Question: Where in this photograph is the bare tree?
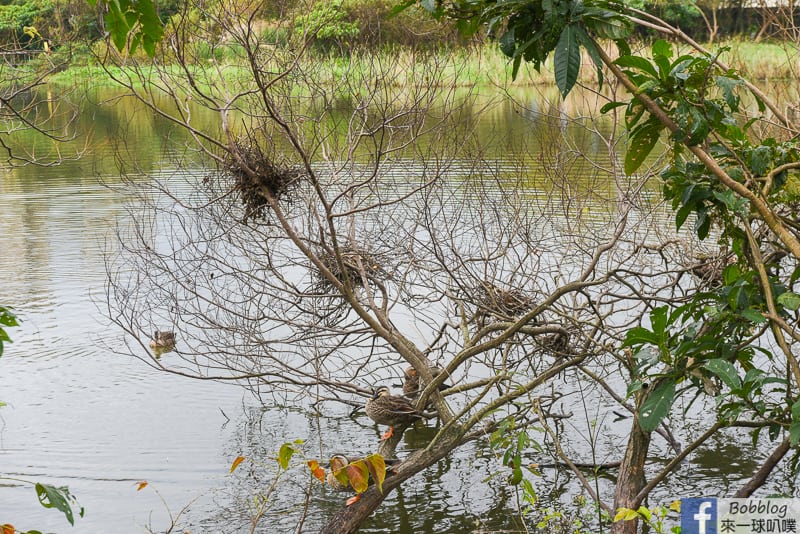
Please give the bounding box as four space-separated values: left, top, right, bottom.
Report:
101 1 800 532
0 33 81 165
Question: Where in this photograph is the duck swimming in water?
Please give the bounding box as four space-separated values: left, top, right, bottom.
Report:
149 330 176 354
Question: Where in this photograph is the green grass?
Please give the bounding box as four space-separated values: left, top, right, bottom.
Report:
44 38 800 93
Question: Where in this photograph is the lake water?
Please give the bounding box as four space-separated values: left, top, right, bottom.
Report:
0 81 796 533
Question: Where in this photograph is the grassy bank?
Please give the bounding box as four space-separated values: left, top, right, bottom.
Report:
43 38 800 92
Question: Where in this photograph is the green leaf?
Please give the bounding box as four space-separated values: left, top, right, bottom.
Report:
790 421 800 446
0 307 19 327
573 25 603 90
614 55 659 79
638 379 676 432
499 29 516 57
35 483 79 525
715 75 742 111
625 120 663 175
749 145 773 176
704 359 741 390
777 292 800 311
105 0 132 52
791 398 800 420
626 380 644 397
554 25 581 98
623 326 660 347
278 443 295 469
600 101 627 114
741 309 766 324
637 505 653 521
625 100 646 129
651 39 673 59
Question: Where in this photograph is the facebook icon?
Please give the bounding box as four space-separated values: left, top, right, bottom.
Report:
682 498 717 534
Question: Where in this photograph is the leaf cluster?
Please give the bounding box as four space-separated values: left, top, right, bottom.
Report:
407 0 629 96
89 0 163 56
0 306 19 359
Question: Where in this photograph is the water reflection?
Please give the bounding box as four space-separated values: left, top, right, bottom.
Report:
1 82 798 533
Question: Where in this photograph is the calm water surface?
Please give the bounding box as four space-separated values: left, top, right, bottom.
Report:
0 83 794 533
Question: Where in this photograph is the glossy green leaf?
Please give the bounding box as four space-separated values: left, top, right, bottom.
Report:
716 75 742 111
573 25 603 90
638 379 676 432
106 0 132 52
704 359 741 390
600 101 627 114
625 120 663 175
35 483 81 525
623 326 660 347
741 309 767 324
614 55 659 79
554 24 581 98
651 39 673 59
777 292 800 311
637 505 653 521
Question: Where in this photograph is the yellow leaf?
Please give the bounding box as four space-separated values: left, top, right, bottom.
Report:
613 508 639 522
669 500 681 512
346 460 370 493
308 460 326 482
278 443 295 469
365 453 387 494
636 506 652 521
330 456 350 487
136 481 148 491
230 456 246 473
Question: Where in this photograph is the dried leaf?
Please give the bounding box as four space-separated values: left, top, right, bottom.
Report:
308 460 326 482
136 481 148 491
346 460 370 493
230 456 246 473
365 454 386 493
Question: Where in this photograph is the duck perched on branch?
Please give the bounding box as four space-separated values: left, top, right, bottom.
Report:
365 386 425 440
402 366 451 399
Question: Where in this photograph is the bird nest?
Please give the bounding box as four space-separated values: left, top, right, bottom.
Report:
472 282 533 318
224 142 304 222
688 251 735 288
313 245 390 292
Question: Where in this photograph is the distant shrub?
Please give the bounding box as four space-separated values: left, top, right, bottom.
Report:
0 0 54 45
293 0 359 52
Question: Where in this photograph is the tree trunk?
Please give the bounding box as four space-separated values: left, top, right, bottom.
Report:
320 431 462 533
611 392 652 534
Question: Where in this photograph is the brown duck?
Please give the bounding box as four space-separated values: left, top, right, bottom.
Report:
402 366 451 399
365 385 424 440
149 330 176 352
